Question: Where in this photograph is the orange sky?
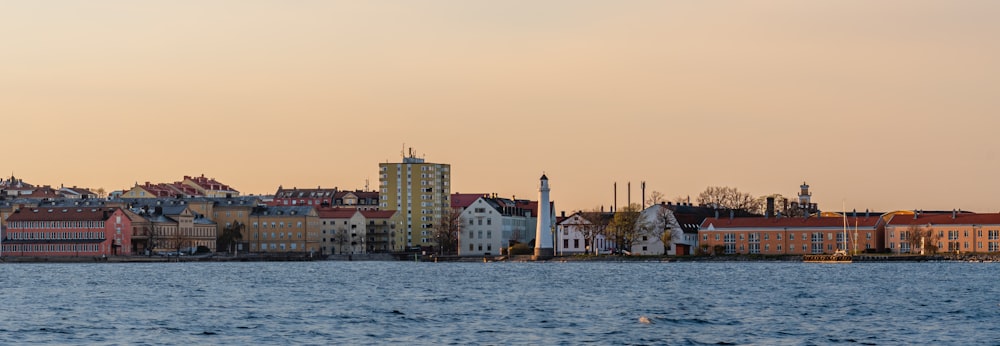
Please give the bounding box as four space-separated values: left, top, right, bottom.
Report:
3 1 999 213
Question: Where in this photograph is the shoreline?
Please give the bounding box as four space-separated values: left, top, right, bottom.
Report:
3 253 1000 263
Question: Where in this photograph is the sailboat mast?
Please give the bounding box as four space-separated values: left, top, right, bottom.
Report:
841 201 848 254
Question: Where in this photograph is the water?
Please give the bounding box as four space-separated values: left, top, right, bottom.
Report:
1 261 998 345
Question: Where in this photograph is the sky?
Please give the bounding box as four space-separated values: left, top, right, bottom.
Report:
2 1 999 214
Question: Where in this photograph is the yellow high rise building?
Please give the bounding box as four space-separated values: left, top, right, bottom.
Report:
379 149 451 251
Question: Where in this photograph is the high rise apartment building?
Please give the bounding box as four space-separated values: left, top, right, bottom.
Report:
379 150 450 251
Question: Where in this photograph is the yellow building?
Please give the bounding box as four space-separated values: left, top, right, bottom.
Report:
129 205 217 253
210 197 257 252
379 150 451 251
247 206 320 254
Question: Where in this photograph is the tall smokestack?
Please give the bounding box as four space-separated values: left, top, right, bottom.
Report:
613 182 617 213
641 181 646 209
627 181 631 208
766 197 775 218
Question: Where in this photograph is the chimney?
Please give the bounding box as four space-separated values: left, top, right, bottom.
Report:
913 210 918 219
952 209 957 219
561 211 566 218
729 210 734 220
714 210 719 219
766 197 775 218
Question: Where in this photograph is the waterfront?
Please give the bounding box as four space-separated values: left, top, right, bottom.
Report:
1 262 998 345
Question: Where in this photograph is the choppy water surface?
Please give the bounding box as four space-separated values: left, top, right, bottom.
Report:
1 261 998 345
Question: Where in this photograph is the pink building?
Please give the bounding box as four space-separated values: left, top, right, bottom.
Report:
1 207 132 257
699 215 881 255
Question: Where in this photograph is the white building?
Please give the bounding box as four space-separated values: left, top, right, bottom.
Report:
318 209 367 255
631 204 688 256
555 211 614 255
458 196 536 256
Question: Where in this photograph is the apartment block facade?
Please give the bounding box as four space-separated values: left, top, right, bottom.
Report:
379 153 450 251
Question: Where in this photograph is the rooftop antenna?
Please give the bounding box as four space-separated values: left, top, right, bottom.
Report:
365 178 370 191
400 143 406 159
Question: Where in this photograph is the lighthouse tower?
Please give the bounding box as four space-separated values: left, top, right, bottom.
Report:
533 174 554 260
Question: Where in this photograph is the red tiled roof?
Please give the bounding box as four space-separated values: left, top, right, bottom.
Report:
316 208 358 219
887 213 1000 226
7 207 121 222
701 216 880 229
451 193 488 208
168 183 203 196
19 186 61 199
184 174 237 192
516 200 542 218
360 210 396 219
140 183 176 197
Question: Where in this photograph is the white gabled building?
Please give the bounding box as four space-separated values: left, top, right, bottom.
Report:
556 211 614 255
631 204 689 256
458 196 536 256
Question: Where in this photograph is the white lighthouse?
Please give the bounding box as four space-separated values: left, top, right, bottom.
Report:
534 174 554 260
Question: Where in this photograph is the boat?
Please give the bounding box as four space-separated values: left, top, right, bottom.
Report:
803 202 853 263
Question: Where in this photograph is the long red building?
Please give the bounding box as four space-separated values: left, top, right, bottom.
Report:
1 207 132 257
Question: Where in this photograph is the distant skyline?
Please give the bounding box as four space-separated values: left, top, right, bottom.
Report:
3 1 999 214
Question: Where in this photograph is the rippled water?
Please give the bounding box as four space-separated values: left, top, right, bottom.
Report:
1 261 998 345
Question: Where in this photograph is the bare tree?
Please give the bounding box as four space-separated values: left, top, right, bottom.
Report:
577 208 610 255
171 226 193 254
331 230 349 255
635 206 681 255
607 203 642 254
645 190 666 207
697 186 760 213
906 225 939 254
219 221 244 254
433 209 461 255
